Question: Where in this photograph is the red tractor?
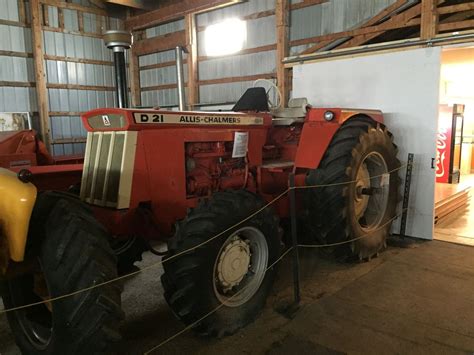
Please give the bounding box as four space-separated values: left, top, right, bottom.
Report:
0 88 400 353
0 129 83 191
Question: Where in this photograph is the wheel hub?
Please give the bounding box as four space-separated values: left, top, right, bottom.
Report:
216 236 251 290
353 152 390 231
355 163 370 219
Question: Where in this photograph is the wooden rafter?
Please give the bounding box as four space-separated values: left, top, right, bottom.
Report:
301 0 409 55
125 0 243 31
337 0 421 50
40 0 108 16
295 0 474 56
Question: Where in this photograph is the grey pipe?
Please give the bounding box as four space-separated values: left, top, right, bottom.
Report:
175 46 186 111
284 33 474 65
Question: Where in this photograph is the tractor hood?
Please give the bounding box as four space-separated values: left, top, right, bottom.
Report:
82 108 271 132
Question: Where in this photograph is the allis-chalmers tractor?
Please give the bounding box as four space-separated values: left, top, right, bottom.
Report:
0 87 400 354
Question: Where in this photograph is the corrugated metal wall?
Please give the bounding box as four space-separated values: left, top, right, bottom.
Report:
156 0 396 104
0 0 124 156
196 0 277 105
139 19 188 108
0 1 36 113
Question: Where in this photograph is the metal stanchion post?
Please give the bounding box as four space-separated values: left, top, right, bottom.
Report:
400 153 414 238
289 173 301 304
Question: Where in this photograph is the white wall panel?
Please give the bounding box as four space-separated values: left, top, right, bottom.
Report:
293 47 442 240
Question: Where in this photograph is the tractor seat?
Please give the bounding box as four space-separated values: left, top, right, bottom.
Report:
271 98 308 126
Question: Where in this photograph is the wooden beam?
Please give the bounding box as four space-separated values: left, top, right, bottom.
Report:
290 0 328 11
49 111 84 116
0 50 33 58
78 11 84 32
43 25 104 39
198 44 276 61
57 7 64 28
185 13 199 109
133 30 186 56
39 0 108 16
141 83 187 92
0 19 29 27
276 0 290 107
421 0 438 39
47 83 115 91
44 54 114 66
31 0 51 150
88 0 106 9
125 0 242 31
129 33 141 107
0 81 35 88
42 4 49 27
18 0 27 24
140 59 187 71
199 73 275 86
290 3 423 48
335 0 416 51
96 13 103 34
104 0 151 10
438 19 474 32
438 3 474 15
141 73 276 91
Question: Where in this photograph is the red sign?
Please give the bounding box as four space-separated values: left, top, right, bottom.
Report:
436 107 453 183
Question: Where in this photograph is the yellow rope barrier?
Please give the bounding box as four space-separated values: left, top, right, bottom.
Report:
144 208 409 354
144 246 296 354
0 163 411 315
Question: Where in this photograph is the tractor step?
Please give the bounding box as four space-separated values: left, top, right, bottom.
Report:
261 160 294 170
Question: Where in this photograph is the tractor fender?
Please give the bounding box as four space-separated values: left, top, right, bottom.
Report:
0 168 37 263
295 113 381 170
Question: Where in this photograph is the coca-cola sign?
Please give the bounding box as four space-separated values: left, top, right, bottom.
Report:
436 107 453 183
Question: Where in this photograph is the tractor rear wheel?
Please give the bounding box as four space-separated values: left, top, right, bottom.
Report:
161 190 280 337
1 192 123 354
305 116 401 260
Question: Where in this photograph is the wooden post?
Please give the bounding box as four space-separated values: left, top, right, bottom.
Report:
30 0 51 150
18 0 26 24
129 30 143 107
78 11 84 32
58 7 64 28
276 0 290 107
185 13 199 109
421 0 438 39
42 4 49 27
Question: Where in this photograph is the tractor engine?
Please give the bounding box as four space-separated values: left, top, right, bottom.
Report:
185 142 248 198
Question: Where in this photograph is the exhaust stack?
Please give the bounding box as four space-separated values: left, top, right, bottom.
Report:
104 30 132 108
175 46 186 111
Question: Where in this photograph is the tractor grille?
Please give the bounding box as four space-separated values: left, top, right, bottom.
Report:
80 131 137 209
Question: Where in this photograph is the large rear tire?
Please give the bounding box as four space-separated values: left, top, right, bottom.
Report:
305 116 401 260
1 192 123 355
161 190 280 337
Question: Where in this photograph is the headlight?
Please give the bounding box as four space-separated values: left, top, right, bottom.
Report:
324 111 335 121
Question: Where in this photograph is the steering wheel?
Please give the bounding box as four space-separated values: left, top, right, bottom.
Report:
253 79 283 110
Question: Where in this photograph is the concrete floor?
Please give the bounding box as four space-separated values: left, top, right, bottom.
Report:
1 240 474 354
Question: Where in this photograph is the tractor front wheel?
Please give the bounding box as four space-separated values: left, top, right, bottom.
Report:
1 192 123 354
162 190 280 337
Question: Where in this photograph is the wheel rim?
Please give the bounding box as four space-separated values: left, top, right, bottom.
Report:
354 152 390 231
213 226 268 307
12 265 53 350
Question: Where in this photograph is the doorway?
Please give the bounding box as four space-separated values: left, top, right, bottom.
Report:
434 46 474 246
